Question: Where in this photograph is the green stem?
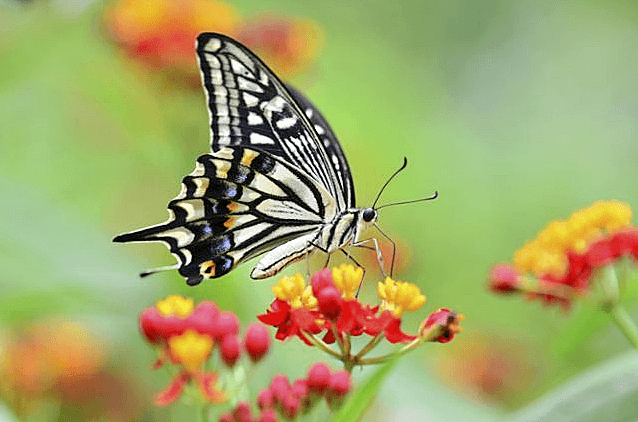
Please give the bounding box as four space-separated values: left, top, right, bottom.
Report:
608 304 638 350
600 264 620 305
355 337 423 366
199 404 210 422
355 333 384 359
301 331 343 359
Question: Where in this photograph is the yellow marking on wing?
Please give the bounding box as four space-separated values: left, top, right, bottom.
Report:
240 149 259 167
214 160 232 179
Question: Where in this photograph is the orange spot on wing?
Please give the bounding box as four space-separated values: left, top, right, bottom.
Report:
224 216 237 229
200 261 216 276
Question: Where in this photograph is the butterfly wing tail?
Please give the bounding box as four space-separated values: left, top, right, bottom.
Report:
113 222 177 243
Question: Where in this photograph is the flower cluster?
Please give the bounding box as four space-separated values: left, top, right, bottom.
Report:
139 296 271 406
104 0 322 84
219 362 351 422
0 319 143 421
258 265 462 370
489 200 638 309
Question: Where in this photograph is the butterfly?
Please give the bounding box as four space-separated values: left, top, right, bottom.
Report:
114 33 436 286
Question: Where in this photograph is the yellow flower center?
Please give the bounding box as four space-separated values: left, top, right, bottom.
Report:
515 200 633 276
168 329 213 372
156 295 194 318
272 274 316 309
332 264 363 300
377 277 426 318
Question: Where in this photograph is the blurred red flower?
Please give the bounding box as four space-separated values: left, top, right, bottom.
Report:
104 0 323 84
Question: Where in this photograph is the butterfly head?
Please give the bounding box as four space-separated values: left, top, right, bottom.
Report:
362 207 377 223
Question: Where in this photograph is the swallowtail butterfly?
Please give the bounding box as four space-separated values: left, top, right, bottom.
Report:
114 33 432 286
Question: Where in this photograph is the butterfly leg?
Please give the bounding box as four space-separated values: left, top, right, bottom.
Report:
306 240 332 277
372 224 397 278
352 238 387 278
339 249 367 298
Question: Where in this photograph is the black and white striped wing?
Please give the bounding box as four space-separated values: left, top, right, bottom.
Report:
197 33 355 210
113 146 337 286
285 84 355 210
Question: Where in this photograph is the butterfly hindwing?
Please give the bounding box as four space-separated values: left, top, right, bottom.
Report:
113 146 337 285
196 33 350 210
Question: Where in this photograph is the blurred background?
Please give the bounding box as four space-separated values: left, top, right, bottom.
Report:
1 0 638 420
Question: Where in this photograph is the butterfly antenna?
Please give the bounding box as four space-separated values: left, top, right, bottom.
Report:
376 191 439 211
372 157 408 209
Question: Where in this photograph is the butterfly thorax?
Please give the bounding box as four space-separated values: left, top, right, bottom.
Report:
316 207 378 253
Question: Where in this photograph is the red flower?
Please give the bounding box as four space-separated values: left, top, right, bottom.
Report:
139 298 220 345
493 202 638 309
257 299 322 344
259 268 459 371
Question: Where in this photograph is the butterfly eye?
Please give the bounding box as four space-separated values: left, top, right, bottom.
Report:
362 208 377 223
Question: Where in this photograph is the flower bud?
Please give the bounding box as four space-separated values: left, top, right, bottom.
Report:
420 308 463 343
327 370 351 396
187 301 220 337
306 362 330 394
270 374 291 404
326 370 351 410
213 311 240 341
257 409 277 422
488 264 522 293
257 388 274 410
282 394 300 419
221 334 241 367
232 402 253 422
291 378 308 398
139 307 166 344
311 268 334 297
317 287 343 321
244 323 271 362
218 413 234 422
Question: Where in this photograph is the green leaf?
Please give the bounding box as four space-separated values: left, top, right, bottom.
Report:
512 351 638 422
330 359 398 422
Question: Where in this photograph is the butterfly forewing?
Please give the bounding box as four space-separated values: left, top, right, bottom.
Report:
284 84 356 209
196 33 350 210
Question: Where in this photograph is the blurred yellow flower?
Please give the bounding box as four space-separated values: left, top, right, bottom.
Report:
515 200 633 277
156 295 194 317
168 329 213 372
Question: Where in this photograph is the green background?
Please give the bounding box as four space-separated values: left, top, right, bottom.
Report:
1 0 638 420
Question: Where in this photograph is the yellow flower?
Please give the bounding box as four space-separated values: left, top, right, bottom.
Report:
156 295 194 318
272 274 312 309
169 330 213 372
332 264 363 300
515 200 633 276
377 277 426 317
